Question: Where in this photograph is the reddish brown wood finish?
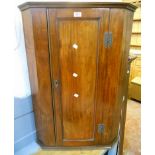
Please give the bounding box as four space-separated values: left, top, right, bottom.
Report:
19 2 136 149
96 8 123 145
118 10 134 155
59 20 98 140
18 2 137 12
48 8 110 146
22 8 55 146
95 9 133 146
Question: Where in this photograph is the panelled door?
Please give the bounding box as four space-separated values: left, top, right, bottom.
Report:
48 8 110 146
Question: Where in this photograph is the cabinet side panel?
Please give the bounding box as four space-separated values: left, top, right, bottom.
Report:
118 10 134 155
22 8 55 146
101 8 134 146
98 9 128 145
106 9 125 144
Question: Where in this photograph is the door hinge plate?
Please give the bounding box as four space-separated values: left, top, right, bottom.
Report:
98 124 105 134
104 32 113 48
108 32 112 48
104 32 109 48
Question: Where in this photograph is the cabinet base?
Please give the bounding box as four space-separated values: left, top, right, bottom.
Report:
36 136 118 151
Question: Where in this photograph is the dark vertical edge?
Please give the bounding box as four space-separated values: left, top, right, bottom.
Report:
48 9 63 145
46 8 56 144
55 15 64 144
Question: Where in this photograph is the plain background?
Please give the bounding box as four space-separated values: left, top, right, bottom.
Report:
0 0 154 155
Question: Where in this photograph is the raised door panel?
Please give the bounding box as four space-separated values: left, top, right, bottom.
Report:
59 19 98 141
48 8 109 146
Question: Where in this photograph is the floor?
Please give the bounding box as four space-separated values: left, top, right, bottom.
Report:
123 99 141 155
33 149 107 155
15 142 41 155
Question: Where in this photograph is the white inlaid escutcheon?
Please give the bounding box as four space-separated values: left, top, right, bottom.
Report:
73 73 78 77
72 43 78 49
74 93 79 98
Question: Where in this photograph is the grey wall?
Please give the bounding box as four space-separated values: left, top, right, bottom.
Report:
13 1 37 153
14 96 36 152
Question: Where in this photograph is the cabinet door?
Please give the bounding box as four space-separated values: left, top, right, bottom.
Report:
48 8 109 146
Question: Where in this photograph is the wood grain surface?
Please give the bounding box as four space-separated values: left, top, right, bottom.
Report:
22 8 55 146
20 3 135 149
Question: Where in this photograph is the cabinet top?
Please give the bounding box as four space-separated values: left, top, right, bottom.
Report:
18 2 137 12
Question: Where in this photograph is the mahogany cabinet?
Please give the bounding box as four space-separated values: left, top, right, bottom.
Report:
19 2 136 149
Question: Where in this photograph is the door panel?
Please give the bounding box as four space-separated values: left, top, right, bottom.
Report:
59 19 98 140
48 8 109 146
